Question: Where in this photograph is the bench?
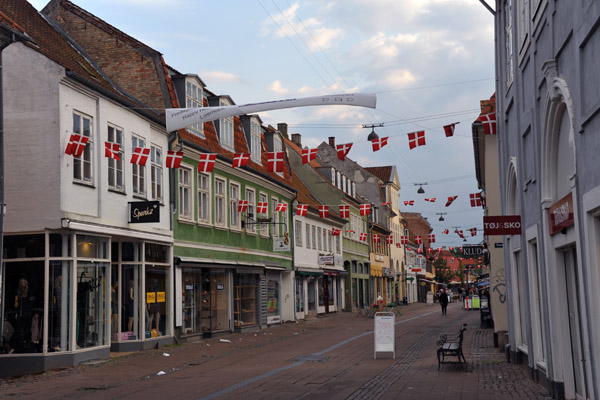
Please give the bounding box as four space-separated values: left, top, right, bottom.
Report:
436 323 467 370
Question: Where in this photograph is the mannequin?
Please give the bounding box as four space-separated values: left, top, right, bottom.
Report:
125 280 135 332
147 278 160 334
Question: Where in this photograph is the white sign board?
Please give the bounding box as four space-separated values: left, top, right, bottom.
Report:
374 312 395 359
273 238 290 252
426 291 434 306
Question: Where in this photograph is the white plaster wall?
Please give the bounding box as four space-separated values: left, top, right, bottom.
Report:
293 214 342 269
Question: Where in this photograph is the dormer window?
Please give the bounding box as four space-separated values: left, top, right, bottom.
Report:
273 134 283 176
186 80 204 137
250 119 261 162
219 98 234 151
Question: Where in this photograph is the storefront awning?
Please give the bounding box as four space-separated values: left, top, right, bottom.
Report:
418 278 439 284
324 267 348 276
296 268 323 277
262 260 287 271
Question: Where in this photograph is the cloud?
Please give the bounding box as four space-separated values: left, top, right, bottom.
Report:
199 71 241 83
384 69 417 88
269 80 290 95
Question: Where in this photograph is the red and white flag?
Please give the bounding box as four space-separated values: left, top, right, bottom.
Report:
415 236 422 245
166 151 183 168
470 227 478 236
417 247 423 254
232 153 250 168
302 148 318 164
386 235 394 244
381 202 391 206
359 232 367 241
456 230 465 239
371 137 389 152
428 234 436 243
443 122 459 137
451 257 455 263
238 200 249 212
331 228 342 236
267 151 285 172
360 203 371 216
131 147 150 166
257 202 268 214
373 234 381 243
442 229 449 234
425 198 436 203
275 203 287 212
104 142 120 161
396 243 402 248
339 205 349 218
449 247 454 251
346 229 355 234
427 247 433 254
297 204 308 216
400 236 408 244
478 112 496 135
65 134 89 157
198 153 217 173
445 196 458 207
404 200 414 206
470 193 482 207
336 143 353 160
407 131 426 149
319 205 329 218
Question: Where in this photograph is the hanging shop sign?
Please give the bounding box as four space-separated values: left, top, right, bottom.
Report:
548 193 575 235
483 215 522 235
462 245 484 257
129 201 160 223
273 237 290 252
318 255 334 265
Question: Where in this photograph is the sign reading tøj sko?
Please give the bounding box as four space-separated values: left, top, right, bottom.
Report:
483 215 522 235
548 193 575 235
129 201 160 223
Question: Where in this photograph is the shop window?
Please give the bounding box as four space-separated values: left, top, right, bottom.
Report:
266 274 280 324
234 274 257 328
307 276 316 311
201 271 229 332
117 264 142 341
3 234 45 259
182 268 203 335
145 243 168 263
76 235 108 259
49 261 72 352
295 277 304 313
146 265 170 337
121 242 142 262
77 262 109 348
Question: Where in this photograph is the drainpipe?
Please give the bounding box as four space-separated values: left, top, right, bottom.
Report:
0 44 6 345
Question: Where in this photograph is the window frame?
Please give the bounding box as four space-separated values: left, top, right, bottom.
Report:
229 181 241 231
271 197 279 237
250 119 262 163
131 135 146 197
150 143 163 202
272 135 284 177
185 80 204 138
107 123 124 191
178 164 193 221
214 176 227 229
259 192 269 237
245 187 256 234
73 110 94 184
219 98 234 151
197 172 212 225
295 220 303 247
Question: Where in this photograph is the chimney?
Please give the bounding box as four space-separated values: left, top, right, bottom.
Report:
291 133 302 147
329 137 335 147
277 123 288 139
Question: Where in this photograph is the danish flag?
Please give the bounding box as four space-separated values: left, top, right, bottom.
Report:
336 143 353 160
232 153 250 168
65 134 89 157
445 196 458 207
166 151 183 168
478 112 497 135
456 230 465 239
257 202 268 214
346 229 355 234
417 247 423 254
396 243 402 248
275 203 287 212
267 152 285 172
407 131 426 150
371 137 389 152
319 205 329 218
360 204 371 216
386 235 394 244
339 205 349 218
425 198 436 203
296 204 308 216
470 227 478 236
104 142 120 161
331 228 342 236
442 229 449 234
427 247 433 254
428 234 436 243
470 193 482 207
238 200 248 213
131 147 150 166
404 200 414 206
449 247 454 251
302 148 318 164
381 202 391 206
359 232 367 241
198 153 217 173
415 236 422 245
373 234 381 243
400 236 408 244
443 122 459 137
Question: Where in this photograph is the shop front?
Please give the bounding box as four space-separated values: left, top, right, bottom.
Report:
370 264 384 304
295 268 323 319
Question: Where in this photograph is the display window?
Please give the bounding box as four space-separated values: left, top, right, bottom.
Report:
200 270 230 333
266 272 280 324
182 268 203 335
49 260 71 352
76 262 109 348
233 274 257 328
120 264 142 340
146 265 169 338
295 277 304 313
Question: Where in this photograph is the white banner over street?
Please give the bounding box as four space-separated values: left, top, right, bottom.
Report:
165 93 377 132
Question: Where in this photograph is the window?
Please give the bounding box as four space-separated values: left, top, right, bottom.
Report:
215 177 226 228
259 193 268 236
246 188 256 233
273 135 283 176
219 98 234 150
336 171 342 189
517 0 529 52
505 0 514 87
150 144 163 201
295 220 303 247
73 111 93 183
186 80 204 137
305 224 311 250
322 228 328 252
317 227 322 250
311 225 317 250
328 230 332 253
132 136 146 196
107 125 124 190
271 198 279 237
336 235 341 254
198 173 211 224
250 120 262 162
178 166 192 220
229 182 241 230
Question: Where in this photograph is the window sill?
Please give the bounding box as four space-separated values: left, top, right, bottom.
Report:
133 194 148 201
178 218 195 225
73 180 95 189
197 221 213 228
230 227 242 233
245 231 257 236
215 225 228 231
108 187 126 195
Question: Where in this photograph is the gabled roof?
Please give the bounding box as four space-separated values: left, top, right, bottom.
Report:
364 166 393 182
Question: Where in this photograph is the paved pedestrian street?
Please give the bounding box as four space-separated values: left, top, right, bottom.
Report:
0 302 552 399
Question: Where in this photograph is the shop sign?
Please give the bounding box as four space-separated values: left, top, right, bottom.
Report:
412 268 422 272
463 245 483 257
494 242 503 248
129 200 160 223
548 193 575 235
483 215 522 235
318 255 334 265
273 237 290 252
334 255 343 267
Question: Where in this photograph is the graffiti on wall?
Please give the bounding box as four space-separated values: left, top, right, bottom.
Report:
492 268 506 303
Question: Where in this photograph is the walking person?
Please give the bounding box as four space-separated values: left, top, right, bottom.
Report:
439 289 449 315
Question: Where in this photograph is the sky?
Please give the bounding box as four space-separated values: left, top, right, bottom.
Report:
31 0 497 247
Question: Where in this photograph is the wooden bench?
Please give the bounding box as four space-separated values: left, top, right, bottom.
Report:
436 323 467 370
